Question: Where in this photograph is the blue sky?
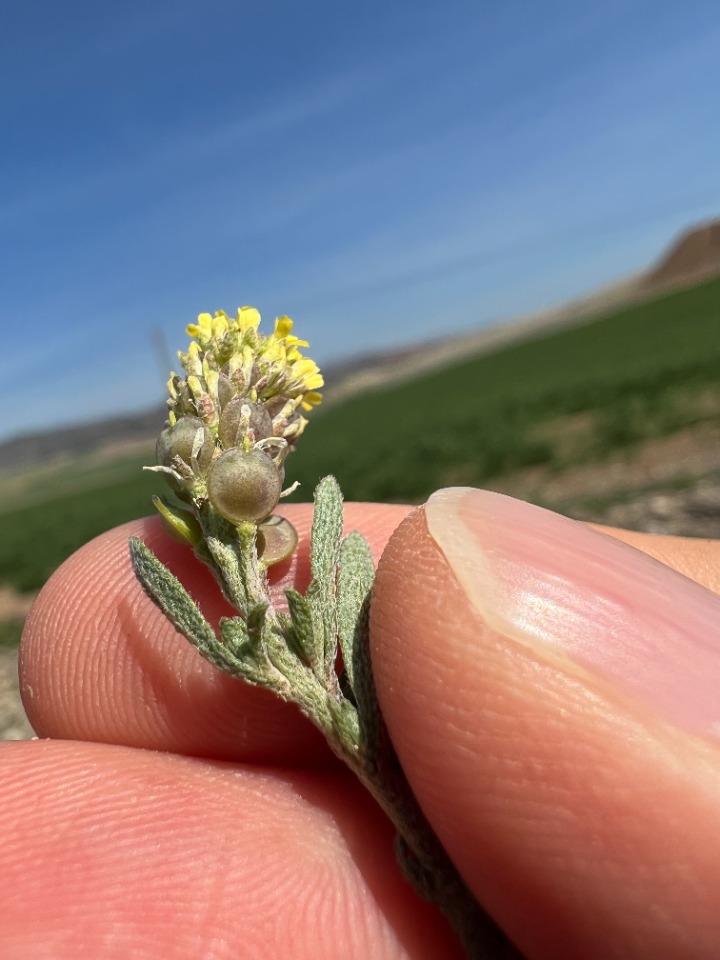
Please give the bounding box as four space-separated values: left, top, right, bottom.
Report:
3 0 720 442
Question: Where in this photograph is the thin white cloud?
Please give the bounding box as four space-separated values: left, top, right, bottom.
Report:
0 65 379 228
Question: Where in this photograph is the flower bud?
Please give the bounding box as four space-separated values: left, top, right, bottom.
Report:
156 416 214 473
207 448 283 524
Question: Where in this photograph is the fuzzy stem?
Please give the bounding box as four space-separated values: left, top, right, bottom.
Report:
331 726 519 959
169 498 518 957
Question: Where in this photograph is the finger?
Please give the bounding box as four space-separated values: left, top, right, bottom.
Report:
591 524 720 596
19 495 720 765
1 739 461 960
370 489 720 960
20 504 411 763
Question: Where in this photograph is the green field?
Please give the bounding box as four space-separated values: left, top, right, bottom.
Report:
286 275 720 498
0 451 160 593
2 275 720 595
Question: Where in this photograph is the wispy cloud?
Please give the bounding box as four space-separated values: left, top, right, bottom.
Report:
3 0 720 439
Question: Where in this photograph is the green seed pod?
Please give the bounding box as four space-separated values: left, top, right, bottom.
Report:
156 416 214 473
218 397 273 449
207 448 283 524
257 515 299 566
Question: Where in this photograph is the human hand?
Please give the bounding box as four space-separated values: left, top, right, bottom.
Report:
7 489 720 958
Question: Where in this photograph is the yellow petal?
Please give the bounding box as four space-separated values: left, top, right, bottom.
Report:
197 313 213 341
212 314 229 339
292 358 321 379
261 340 284 364
273 315 294 339
237 306 261 332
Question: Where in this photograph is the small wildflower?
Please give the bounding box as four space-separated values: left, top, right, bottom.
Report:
149 307 323 548
132 301 500 958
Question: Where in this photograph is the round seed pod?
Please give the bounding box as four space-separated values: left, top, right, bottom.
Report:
216 372 236 409
207 448 283 524
156 417 214 472
257 515 298 566
263 395 290 418
218 397 274 449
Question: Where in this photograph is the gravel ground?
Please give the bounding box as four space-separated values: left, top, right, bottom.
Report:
1 648 34 741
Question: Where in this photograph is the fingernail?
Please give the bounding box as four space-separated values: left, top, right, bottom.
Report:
426 487 720 741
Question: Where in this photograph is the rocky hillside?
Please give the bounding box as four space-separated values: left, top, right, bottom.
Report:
0 406 166 472
645 218 720 289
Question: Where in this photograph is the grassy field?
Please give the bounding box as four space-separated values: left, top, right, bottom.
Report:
285 275 720 499
1 274 719 595
0 450 159 593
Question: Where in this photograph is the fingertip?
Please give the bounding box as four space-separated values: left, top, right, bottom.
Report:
370 492 720 959
1 740 461 959
19 502 411 763
20 514 330 762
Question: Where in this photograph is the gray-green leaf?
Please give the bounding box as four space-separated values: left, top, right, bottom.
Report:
337 531 375 698
129 537 235 673
307 475 344 675
285 588 318 668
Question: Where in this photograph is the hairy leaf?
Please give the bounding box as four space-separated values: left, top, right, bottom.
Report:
337 531 375 698
129 537 236 674
307 475 343 674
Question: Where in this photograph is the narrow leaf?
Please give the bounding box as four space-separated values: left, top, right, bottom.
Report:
337 532 375 698
218 617 268 683
219 616 250 658
309 475 344 585
307 475 343 673
129 537 236 675
246 602 268 640
285 587 318 667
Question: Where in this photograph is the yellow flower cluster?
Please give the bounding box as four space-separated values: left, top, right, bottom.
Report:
184 307 323 411
165 307 323 454
154 305 323 544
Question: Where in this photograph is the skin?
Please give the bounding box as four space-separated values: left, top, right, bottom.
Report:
6 501 720 959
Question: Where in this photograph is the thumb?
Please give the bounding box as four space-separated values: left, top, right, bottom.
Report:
370 488 720 960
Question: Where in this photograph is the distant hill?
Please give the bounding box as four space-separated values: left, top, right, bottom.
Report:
0 407 166 472
2 216 719 472
645 219 720 289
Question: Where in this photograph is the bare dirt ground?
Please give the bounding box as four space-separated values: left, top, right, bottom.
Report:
0 585 37 620
0 650 34 740
492 421 720 534
0 587 37 739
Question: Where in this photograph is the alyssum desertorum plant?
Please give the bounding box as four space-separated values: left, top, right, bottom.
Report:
129 306 517 959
